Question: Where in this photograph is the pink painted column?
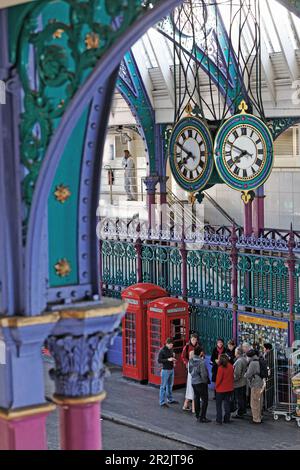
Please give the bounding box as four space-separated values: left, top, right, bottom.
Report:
135 236 143 283
180 242 188 300
243 199 253 237
253 186 265 237
143 176 159 230
158 176 169 206
0 405 55 450
56 398 104 451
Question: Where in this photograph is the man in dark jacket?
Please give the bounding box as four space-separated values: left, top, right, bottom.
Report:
158 338 179 407
189 346 211 423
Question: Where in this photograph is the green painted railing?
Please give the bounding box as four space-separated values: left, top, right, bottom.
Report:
101 240 137 298
190 305 233 354
237 254 289 313
295 321 300 342
187 250 232 302
141 244 183 296
101 241 297 313
295 262 300 314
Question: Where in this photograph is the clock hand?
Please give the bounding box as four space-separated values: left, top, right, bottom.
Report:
177 142 196 161
227 142 253 158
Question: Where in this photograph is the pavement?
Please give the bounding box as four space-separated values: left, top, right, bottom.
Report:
101 366 300 451
46 408 196 451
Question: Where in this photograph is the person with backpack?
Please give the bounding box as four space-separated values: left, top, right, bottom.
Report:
244 349 267 424
189 346 211 423
181 333 200 412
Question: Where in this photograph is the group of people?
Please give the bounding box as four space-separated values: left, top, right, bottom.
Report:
158 334 273 425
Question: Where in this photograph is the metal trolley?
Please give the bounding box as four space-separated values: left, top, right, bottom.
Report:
272 348 300 427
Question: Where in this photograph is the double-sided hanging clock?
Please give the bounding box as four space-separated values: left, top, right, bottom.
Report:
214 101 274 202
169 115 214 193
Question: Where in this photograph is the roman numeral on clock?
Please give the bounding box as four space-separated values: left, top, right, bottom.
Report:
233 166 240 176
242 128 247 136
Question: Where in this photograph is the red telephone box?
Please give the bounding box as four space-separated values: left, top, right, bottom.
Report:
121 283 168 382
147 297 189 386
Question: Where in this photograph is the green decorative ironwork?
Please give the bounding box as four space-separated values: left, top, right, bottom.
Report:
141 245 182 296
267 117 300 140
238 254 289 312
295 321 300 342
295 261 300 314
117 51 156 174
101 240 137 297
187 250 232 302
10 0 160 231
100 239 295 321
189 305 233 355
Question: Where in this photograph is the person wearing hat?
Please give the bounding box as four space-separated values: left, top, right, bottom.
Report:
244 349 265 424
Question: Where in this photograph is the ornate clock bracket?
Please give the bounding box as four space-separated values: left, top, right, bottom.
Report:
241 190 255 205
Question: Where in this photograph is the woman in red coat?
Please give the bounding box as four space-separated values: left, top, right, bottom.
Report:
215 354 234 424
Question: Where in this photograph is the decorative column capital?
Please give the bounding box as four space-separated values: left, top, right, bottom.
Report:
143 176 160 194
48 330 116 397
47 300 125 399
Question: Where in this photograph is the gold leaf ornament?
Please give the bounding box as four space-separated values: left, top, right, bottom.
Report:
54 184 71 203
238 100 249 114
55 259 71 277
53 29 64 39
185 102 193 116
241 190 255 204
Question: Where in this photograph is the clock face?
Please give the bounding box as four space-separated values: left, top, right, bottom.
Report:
223 125 265 181
214 114 274 192
169 117 214 193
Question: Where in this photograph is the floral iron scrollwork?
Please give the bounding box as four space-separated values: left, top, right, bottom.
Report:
17 0 160 237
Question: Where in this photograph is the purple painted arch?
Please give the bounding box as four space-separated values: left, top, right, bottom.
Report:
25 0 183 315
